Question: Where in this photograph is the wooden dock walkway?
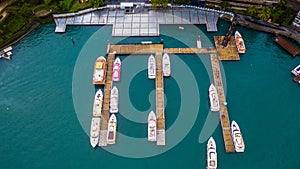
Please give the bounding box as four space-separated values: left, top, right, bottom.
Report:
107 44 164 54
275 35 300 57
164 48 216 54
99 53 115 146
155 52 166 146
214 36 240 61
210 54 235 153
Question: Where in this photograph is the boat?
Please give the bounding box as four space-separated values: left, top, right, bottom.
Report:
179 26 184 30
293 75 300 83
107 114 117 144
112 57 121 81
93 89 103 116
90 117 101 148
0 46 13 60
162 53 171 77
93 56 107 85
207 137 217 169
291 65 300 76
235 31 246 54
110 86 119 113
231 120 245 152
148 111 157 141
209 84 220 112
148 54 156 79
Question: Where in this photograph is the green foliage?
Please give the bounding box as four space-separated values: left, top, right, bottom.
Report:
257 6 271 21
174 0 190 5
58 0 74 11
44 0 52 5
0 13 27 44
246 6 258 18
90 0 104 8
151 0 168 9
219 1 229 10
245 2 294 26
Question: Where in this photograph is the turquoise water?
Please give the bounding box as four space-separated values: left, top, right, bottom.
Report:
0 21 300 169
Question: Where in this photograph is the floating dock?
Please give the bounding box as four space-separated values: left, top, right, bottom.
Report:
294 75 300 83
214 36 240 61
164 48 216 54
104 41 238 148
99 53 115 146
275 35 300 57
107 44 216 54
107 43 163 54
155 52 165 146
210 54 235 153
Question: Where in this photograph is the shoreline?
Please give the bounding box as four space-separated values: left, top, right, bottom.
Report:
235 14 300 45
0 22 40 50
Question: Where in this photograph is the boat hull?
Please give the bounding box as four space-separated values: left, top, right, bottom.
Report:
207 137 217 169
291 65 300 76
148 55 156 79
90 117 101 148
107 114 117 144
93 89 103 117
110 86 119 113
148 111 157 141
231 120 245 152
112 57 121 82
93 56 107 85
235 31 246 54
163 53 171 77
209 84 220 112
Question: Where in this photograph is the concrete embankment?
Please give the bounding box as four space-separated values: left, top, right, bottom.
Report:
235 14 300 45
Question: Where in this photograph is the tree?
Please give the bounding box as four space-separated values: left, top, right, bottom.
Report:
246 6 258 18
90 0 104 8
220 1 229 10
258 6 271 21
151 0 168 9
174 0 190 5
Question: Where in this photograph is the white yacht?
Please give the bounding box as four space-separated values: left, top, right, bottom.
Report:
112 57 121 82
162 53 171 77
93 89 103 116
148 111 157 142
209 84 220 112
207 137 217 169
110 86 119 113
90 117 101 148
231 120 245 152
107 114 117 144
148 54 156 79
291 65 300 76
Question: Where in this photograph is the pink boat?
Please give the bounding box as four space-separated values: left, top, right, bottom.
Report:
112 57 121 81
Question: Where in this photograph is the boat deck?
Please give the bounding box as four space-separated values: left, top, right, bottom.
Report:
99 53 115 146
155 52 166 146
214 36 240 61
210 54 235 153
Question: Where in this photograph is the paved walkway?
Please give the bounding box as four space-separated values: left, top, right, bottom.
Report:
53 7 220 36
